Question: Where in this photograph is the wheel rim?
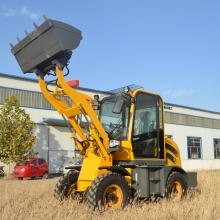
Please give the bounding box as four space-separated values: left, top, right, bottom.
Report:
170 181 183 201
103 184 123 208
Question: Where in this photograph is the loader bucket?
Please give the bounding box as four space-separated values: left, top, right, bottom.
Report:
11 18 82 74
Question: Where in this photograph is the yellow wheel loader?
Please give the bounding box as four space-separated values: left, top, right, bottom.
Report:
11 17 197 210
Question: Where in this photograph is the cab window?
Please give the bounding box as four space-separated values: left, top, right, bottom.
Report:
39 159 45 165
31 160 38 166
132 92 164 158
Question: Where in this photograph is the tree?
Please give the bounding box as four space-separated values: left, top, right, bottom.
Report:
0 96 36 164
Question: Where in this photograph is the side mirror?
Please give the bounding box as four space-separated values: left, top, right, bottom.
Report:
92 95 100 111
112 96 125 114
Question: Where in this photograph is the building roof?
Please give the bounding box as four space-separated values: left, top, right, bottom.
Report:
0 72 112 95
1 72 220 115
164 102 220 116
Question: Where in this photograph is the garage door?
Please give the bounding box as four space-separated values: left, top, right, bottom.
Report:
48 126 75 173
33 124 49 162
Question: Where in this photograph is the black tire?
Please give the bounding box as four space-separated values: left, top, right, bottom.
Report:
54 170 79 201
166 172 187 201
18 177 23 180
31 176 36 180
87 172 130 211
0 170 5 178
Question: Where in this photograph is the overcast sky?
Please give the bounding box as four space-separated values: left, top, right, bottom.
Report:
0 0 220 112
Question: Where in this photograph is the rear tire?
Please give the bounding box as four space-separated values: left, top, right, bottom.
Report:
87 172 130 211
166 172 187 201
54 170 79 201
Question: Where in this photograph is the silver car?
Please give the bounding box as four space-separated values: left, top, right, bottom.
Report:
62 158 82 175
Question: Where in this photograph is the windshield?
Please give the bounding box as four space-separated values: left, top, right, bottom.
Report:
16 161 29 166
100 97 130 140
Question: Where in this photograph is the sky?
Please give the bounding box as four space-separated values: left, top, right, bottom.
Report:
0 0 220 112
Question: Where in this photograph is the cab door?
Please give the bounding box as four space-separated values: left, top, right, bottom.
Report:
30 159 38 177
38 159 47 176
132 92 164 159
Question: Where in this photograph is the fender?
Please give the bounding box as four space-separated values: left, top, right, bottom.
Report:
99 166 131 176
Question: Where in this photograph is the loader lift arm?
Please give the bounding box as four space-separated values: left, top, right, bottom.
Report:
37 65 110 159
10 18 113 191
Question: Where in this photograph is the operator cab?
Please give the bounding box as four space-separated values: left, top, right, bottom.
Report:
99 87 165 159
132 91 164 159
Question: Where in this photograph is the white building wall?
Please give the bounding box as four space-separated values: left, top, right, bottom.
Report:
1 73 220 172
24 107 63 122
165 123 220 170
0 76 42 92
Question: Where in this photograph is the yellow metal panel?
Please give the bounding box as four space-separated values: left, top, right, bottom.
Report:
113 140 134 160
63 106 81 117
165 136 182 168
77 152 112 191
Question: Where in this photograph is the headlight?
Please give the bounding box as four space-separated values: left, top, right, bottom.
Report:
20 168 25 172
109 140 120 148
74 159 82 165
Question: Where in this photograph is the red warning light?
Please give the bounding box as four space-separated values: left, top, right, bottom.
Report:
68 80 80 87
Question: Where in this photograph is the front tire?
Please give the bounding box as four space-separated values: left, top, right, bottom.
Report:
54 170 79 201
87 172 130 211
166 172 187 201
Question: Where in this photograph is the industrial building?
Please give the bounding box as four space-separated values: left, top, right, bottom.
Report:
0 72 220 172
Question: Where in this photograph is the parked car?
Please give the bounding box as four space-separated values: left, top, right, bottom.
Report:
14 158 48 180
62 158 82 175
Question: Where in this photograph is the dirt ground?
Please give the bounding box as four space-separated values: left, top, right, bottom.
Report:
0 170 220 220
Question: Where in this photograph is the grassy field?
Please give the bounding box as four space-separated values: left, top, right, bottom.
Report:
0 171 220 220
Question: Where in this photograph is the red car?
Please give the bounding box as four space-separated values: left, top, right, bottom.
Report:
14 158 48 180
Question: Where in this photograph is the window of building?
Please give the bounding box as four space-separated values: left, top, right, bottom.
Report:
187 137 202 159
214 139 220 159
